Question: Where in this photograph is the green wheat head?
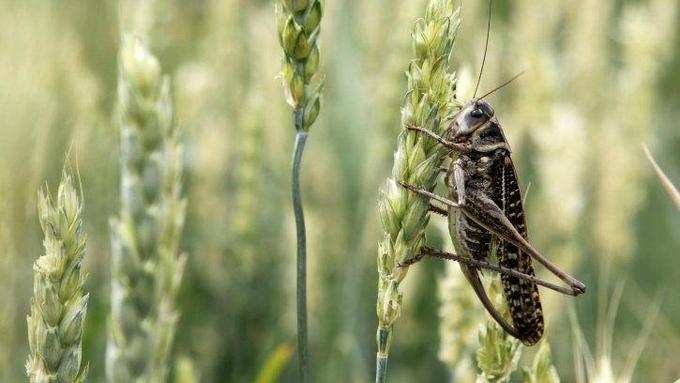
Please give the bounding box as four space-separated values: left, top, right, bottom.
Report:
275 0 323 131
26 169 89 383
376 0 460 358
106 36 187 382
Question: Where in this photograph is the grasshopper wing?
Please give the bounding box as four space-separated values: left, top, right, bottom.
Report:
494 154 544 345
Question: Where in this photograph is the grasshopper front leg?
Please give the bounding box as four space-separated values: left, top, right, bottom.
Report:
397 182 449 216
429 204 449 217
453 159 466 206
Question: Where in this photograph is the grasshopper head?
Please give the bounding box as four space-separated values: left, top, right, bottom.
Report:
450 99 494 139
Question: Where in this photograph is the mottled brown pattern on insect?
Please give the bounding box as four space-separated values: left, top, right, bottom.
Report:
448 125 544 345
399 98 584 346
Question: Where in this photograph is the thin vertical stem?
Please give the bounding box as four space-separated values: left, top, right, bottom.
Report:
375 326 391 383
375 356 389 383
292 108 310 382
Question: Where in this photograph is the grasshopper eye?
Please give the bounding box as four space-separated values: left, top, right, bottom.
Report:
470 108 484 118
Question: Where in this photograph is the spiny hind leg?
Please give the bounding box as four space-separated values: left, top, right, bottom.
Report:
458 263 523 340
464 190 586 295
407 126 453 146
397 251 428 268
420 246 580 296
399 245 579 296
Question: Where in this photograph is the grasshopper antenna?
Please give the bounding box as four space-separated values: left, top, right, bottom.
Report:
477 70 525 100
472 0 493 98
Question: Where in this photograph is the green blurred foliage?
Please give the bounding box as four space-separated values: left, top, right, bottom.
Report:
0 0 678 382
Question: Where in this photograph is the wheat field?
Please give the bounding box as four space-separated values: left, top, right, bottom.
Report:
0 0 679 382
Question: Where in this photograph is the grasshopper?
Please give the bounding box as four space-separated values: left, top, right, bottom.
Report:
398 1 585 345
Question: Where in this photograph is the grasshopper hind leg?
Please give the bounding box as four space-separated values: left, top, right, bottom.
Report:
463 189 586 295
458 265 537 344
459 218 542 345
464 264 542 345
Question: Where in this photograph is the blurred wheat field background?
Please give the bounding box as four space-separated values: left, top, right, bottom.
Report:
0 0 679 382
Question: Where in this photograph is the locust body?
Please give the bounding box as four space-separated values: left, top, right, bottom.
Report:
401 99 584 345
446 110 543 345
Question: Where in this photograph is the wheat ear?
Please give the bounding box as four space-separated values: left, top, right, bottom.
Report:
375 1 460 381
106 36 187 382
26 169 89 382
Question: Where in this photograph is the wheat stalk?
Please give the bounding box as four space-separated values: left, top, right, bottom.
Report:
26 169 89 383
375 1 460 381
275 1 324 381
106 36 187 382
